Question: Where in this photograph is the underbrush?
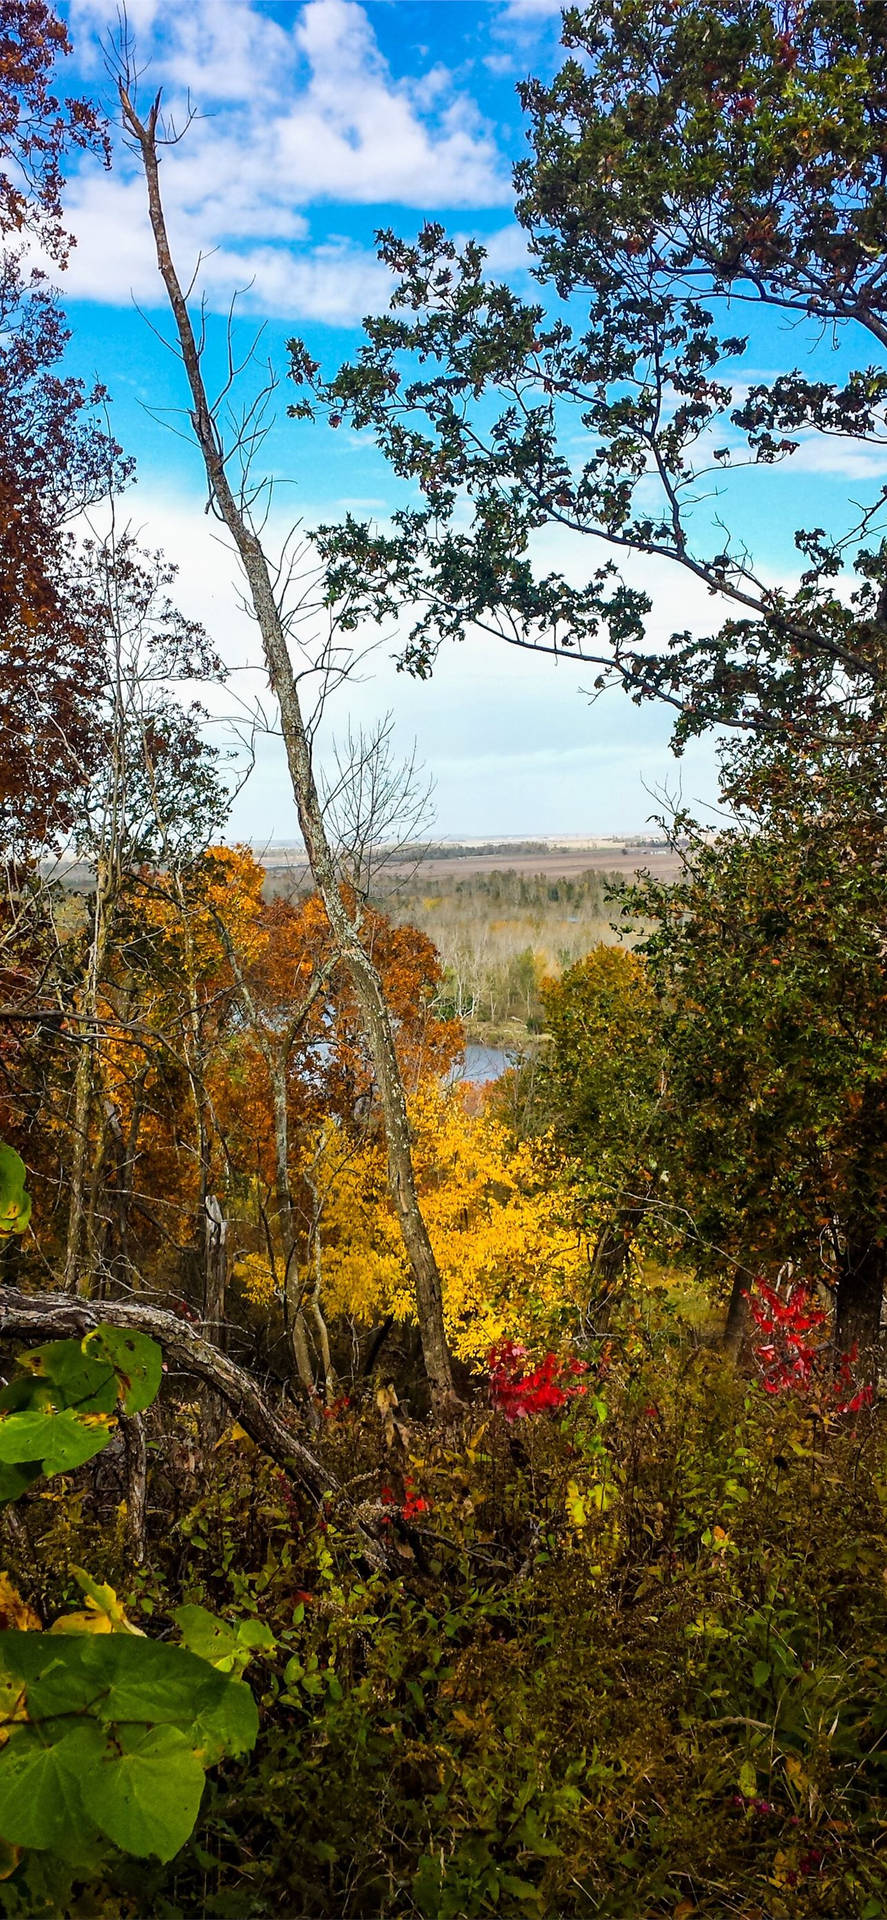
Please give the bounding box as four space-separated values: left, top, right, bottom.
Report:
5 1322 887 1919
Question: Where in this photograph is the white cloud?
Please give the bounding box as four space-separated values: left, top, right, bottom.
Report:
497 0 565 20
60 0 509 318
275 0 505 206
773 435 887 482
477 223 531 274
92 483 725 843
58 163 390 320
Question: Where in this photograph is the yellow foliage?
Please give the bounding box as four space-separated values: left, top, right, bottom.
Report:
49 1568 144 1637
313 1083 591 1361
234 1251 278 1308
0 1574 39 1634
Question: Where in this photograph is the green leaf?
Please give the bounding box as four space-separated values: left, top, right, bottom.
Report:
80 1724 205 1863
190 1674 259 1764
0 1721 105 1852
82 1326 162 1416
499 1874 541 1902
174 1605 240 1671
23 1340 119 1416
0 1145 31 1238
236 1619 276 1653
752 1660 771 1689
0 1408 112 1474
738 1759 757 1799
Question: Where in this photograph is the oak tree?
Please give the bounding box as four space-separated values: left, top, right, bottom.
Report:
291 0 887 756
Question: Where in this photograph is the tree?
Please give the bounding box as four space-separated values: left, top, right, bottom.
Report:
290 0 887 756
539 944 666 1327
119 78 457 1405
628 737 887 1371
306 1080 594 1364
203 866 461 1397
0 0 125 856
59 529 230 1297
0 0 106 260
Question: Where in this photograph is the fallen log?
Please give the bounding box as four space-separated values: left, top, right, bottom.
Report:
0 1285 334 1503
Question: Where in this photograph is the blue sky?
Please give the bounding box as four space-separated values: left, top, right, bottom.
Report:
51 0 877 843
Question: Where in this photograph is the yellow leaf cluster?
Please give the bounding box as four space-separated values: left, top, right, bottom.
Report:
234 1251 279 1309
312 1083 590 1360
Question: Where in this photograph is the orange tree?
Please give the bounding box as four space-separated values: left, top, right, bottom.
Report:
207 875 462 1184
211 877 463 1390
104 847 461 1383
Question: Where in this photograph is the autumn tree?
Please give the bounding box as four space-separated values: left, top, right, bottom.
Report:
291 0 887 757
0 0 125 855
305 1080 593 1365
204 873 461 1397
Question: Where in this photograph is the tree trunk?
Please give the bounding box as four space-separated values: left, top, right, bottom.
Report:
722 1271 748 1359
175 875 217 1324
203 1193 229 1347
835 1236 885 1380
121 87 454 1404
65 860 113 1294
269 1058 315 1396
585 1194 647 1333
65 1041 95 1294
121 1411 147 1564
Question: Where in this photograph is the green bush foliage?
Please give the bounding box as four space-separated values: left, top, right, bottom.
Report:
0 1311 259 1905
9 1314 883 1919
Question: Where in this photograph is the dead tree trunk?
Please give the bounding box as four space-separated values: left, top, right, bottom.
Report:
65 856 114 1295
0 1283 332 1499
203 1194 229 1348
121 1411 147 1564
121 86 454 1404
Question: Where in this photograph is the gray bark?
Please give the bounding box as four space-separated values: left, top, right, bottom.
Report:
0 1284 331 1498
120 88 454 1403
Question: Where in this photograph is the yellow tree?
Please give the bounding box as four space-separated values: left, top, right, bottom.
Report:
308 1082 592 1365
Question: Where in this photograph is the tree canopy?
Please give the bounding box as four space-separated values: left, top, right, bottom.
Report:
290 0 887 756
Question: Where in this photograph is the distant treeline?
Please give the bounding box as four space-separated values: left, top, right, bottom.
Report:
374 866 632 1035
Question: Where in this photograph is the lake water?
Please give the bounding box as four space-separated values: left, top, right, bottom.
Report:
448 1045 513 1085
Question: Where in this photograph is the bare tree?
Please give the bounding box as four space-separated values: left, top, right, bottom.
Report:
118 81 455 1405
322 715 433 905
62 518 230 1298
207 899 335 1399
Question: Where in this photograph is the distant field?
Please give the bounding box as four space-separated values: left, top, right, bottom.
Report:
261 836 684 892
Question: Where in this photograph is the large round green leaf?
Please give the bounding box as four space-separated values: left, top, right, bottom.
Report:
82 1326 163 1415
0 1408 111 1474
79 1724 205 1863
0 1721 104 1853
